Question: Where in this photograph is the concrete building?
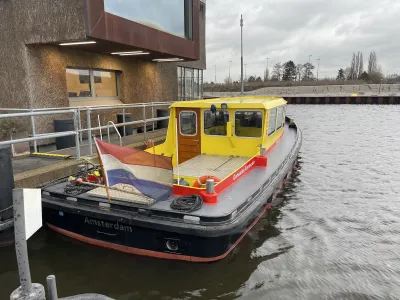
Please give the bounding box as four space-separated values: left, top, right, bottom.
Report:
0 0 206 134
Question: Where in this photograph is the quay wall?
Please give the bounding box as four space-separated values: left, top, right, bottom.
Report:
284 96 400 105
204 83 400 104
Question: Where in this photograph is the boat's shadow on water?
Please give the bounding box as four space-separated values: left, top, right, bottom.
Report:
16 160 304 300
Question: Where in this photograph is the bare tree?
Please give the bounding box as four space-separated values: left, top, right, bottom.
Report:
272 62 283 81
348 53 356 80
355 52 360 79
296 64 303 81
358 52 364 78
302 62 315 81
344 67 351 79
224 76 232 85
368 51 377 74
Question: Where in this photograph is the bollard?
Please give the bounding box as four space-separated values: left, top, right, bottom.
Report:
206 179 215 194
260 146 267 157
46 276 58 300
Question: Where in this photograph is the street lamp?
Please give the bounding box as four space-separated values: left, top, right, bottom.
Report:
214 64 217 83
245 64 248 80
309 54 312 64
317 58 320 80
229 60 232 83
266 57 270 80
240 14 244 94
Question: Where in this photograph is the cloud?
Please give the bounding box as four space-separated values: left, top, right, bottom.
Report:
204 0 400 82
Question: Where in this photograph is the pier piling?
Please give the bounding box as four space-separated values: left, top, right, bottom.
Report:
46 276 58 300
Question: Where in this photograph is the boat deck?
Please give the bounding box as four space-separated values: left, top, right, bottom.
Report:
174 155 249 180
153 125 299 217
43 122 300 220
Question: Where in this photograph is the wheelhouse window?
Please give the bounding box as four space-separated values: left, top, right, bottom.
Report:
276 106 284 130
235 111 263 138
268 108 277 136
204 110 229 136
180 111 197 136
66 68 119 99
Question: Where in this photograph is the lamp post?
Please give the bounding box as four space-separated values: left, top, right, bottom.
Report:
245 64 247 80
214 64 217 83
266 57 269 80
240 14 244 94
229 60 232 83
317 58 320 80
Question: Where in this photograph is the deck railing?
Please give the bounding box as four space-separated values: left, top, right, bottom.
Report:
0 102 172 160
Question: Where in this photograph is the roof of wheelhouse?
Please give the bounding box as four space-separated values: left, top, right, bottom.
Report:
170 96 287 110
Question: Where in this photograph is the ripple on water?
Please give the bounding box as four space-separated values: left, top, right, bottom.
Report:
237 106 400 300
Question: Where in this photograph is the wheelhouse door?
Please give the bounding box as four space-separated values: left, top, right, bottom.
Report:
176 108 201 164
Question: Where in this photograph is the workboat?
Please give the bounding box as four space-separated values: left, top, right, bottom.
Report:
41 96 302 262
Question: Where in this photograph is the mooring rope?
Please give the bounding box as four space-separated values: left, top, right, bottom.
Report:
63 182 95 196
0 205 12 214
170 195 203 213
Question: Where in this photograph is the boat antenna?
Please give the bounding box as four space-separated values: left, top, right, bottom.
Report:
175 116 180 184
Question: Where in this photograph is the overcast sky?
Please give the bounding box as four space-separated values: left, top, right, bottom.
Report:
203 0 400 83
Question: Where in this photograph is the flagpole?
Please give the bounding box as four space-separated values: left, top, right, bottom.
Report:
152 140 155 167
175 118 180 184
94 138 111 201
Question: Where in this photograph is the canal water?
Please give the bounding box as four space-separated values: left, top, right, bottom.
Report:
1 105 400 300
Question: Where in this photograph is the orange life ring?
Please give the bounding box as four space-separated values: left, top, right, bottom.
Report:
193 175 221 188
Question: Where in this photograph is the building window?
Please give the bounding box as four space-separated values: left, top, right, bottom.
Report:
276 106 284 130
179 111 197 136
66 69 92 97
93 71 118 97
268 108 277 135
194 69 199 99
177 67 204 101
204 110 229 136
66 68 119 99
200 70 203 99
178 67 182 100
185 68 193 100
235 111 263 138
103 0 193 39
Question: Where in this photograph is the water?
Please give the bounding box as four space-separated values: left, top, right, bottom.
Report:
1 105 400 300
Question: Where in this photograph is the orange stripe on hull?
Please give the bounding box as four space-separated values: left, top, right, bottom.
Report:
47 203 271 263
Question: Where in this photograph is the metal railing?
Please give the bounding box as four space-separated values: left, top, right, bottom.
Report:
0 102 172 160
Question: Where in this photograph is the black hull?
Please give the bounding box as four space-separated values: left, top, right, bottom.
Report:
42 195 273 262
42 160 297 262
